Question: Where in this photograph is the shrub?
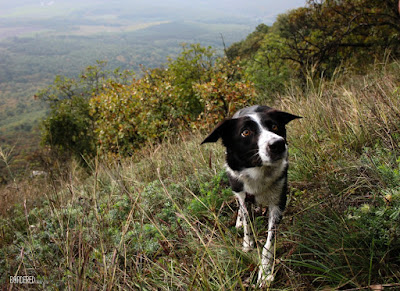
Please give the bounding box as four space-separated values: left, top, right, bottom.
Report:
37 61 133 160
90 45 256 156
41 95 95 157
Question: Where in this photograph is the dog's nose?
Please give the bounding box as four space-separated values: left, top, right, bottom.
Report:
268 139 286 155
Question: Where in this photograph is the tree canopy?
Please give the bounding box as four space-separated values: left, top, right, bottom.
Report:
229 0 400 94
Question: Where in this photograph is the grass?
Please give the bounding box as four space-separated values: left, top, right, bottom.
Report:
1 62 400 289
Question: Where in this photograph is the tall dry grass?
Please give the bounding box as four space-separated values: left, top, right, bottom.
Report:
274 62 400 191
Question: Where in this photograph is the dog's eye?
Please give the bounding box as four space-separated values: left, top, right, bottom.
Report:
241 129 251 137
271 125 278 131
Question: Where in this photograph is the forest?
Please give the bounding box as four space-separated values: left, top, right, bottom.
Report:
1 0 400 289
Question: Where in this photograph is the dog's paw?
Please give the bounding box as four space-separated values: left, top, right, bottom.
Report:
242 245 252 253
235 219 243 229
242 238 254 252
257 269 274 288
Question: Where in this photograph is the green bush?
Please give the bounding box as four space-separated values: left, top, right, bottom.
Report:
90 45 256 156
37 61 133 160
41 95 95 157
244 32 293 96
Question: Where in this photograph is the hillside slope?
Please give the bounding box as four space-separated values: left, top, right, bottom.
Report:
1 63 399 289
1 1 400 288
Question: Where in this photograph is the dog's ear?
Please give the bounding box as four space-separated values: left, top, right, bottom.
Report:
270 110 302 125
201 119 233 144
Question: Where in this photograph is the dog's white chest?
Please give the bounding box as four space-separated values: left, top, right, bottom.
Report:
226 161 287 207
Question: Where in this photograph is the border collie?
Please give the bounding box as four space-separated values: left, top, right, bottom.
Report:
201 105 301 287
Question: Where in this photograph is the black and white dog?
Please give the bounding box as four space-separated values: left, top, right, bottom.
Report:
201 105 301 287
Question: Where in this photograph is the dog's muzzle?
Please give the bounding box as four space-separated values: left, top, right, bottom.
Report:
268 139 286 159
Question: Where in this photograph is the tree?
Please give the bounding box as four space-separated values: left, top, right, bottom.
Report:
167 44 216 121
275 0 400 78
194 57 256 129
244 32 293 96
226 24 270 60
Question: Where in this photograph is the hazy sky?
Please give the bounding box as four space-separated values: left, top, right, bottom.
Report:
1 0 307 21
1 0 306 9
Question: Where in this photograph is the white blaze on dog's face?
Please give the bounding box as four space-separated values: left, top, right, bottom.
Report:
248 113 288 166
201 105 301 171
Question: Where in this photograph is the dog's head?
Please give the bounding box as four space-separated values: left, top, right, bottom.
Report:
201 105 301 171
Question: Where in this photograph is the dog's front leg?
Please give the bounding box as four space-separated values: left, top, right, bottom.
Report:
234 192 254 252
257 205 282 287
